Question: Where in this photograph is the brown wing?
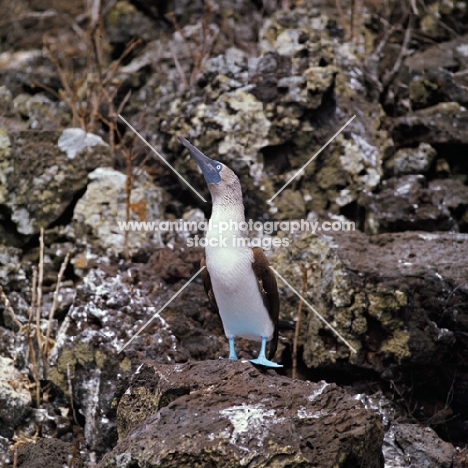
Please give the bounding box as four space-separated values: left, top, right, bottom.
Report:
200 255 219 313
251 247 280 360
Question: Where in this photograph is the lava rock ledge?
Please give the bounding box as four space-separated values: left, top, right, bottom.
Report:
99 359 384 468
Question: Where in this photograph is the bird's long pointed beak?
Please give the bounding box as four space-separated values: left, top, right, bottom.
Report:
179 137 221 184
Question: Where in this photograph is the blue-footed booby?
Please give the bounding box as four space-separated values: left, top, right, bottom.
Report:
179 137 282 368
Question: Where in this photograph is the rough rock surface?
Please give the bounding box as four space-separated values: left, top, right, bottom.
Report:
99 360 384 468
16 437 84 468
272 230 468 372
384 424 454 468
272 229 468 447
0 246 27 286
156 6 387 221
47 253 225 454
365 175 459 233
392 102 468 146
388 143 437 176
355 392 456 468
0 356 32 438
0 127 111 242
0 0 467 465
402 31 468 113
73 167 165 256
272 230 468 369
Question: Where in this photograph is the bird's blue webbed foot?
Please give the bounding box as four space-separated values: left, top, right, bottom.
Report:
227 336 238 360
250 336 283 368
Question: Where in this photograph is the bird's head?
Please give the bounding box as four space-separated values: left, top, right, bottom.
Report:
179 137 243 205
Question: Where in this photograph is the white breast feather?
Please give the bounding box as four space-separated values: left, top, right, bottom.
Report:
206 244 274 341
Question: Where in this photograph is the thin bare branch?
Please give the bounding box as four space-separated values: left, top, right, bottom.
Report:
102 0 118 16
335 0 349 38
292 266 308 379
0 9 57 28
170 42 189 88
166 12 196 60
67 363 79 425
350 0 356 41
27 267 40 407
44 252 70 358
35 228 45 373
58 12 86 39
89 0 102 32
103 38 142 86
382 18 412 88
0 285 23 330
116 89 132 116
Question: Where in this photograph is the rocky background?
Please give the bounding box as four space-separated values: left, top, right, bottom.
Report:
0 0 468 466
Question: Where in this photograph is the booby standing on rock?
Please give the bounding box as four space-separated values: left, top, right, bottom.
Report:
179 137 282 368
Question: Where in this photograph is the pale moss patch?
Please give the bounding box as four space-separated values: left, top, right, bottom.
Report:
367 287 408 328
95 350 107 369
48 342 96 393
117 385 165 440
119 357 132 372
381 330 411 362
107 0 137 26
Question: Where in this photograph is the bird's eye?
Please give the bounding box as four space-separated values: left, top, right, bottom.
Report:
216 164 222 171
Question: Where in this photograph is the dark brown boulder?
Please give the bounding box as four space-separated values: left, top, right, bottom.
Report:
99 359 384 468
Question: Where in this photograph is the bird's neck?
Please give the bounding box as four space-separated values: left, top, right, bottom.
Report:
209 202 247 239
211 202 245 223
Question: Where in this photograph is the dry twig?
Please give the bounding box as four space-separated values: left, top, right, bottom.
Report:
381 17 412 89
26 265 41 408
67 363 79 425
0 285 23 330
36 1 150 265
166 1 219 86
44 252 71 358
119 110 147 260
39 2 141 141
4 229 71 408
335 0 364 41
36 228 45 373
169 42 189 88
292 266 308 379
